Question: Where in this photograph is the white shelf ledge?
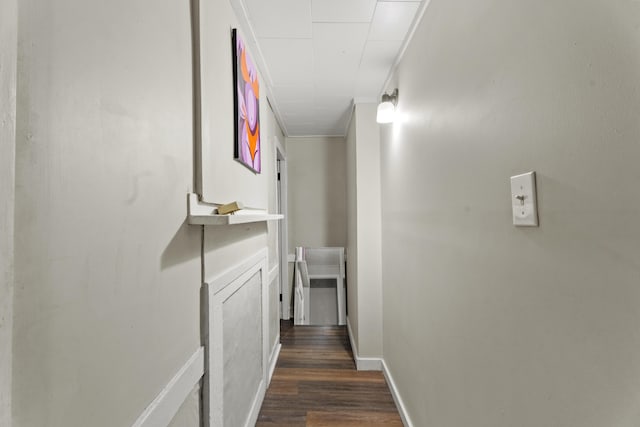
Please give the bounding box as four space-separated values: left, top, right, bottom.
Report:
187 193 283 225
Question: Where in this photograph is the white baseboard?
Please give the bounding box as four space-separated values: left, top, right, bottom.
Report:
268 340 281 385
345 318 415 425
382 360 414 427
356 355 383 371
244 380 266 427
346 315 356 355
346 316 382 371
132 347 205 427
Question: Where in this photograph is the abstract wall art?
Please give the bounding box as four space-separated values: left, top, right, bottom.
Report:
232 29 261 173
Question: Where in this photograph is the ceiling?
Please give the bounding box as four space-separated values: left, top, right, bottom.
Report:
231 0 425 137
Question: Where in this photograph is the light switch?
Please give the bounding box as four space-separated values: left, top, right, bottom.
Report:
510 171 538 227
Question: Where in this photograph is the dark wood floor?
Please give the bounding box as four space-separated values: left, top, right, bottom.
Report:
256 321 403 426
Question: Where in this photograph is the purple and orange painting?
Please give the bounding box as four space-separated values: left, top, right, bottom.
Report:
232 29 261 173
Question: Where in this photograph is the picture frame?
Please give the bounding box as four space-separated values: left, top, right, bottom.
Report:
232 28 261 174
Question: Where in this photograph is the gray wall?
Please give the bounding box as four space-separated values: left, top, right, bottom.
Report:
345 113 359 348
286 136 347 251
198 0 283 390
345 104 383 359
380 0 640 426
0 0 17 423
10 0 283 426
12 1 201 425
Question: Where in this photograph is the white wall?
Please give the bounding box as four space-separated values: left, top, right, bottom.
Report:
12 0 202 425
198 5 270 211
345 104 383 360
286 137 347 250
381 0 640 426
345 115 359 348
8 0 282 425
197 0 283 423
0 0 17 424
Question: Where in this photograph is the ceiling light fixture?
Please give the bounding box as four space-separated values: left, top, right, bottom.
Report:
376 89 398 124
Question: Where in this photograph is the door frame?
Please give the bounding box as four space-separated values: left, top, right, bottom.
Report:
275 138 290 319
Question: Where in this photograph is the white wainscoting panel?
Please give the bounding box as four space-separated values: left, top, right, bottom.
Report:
132 347 205 427
222 271 263 426
203 249 270 427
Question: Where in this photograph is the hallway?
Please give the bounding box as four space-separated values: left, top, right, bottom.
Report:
4 0 640 425
257 322 402 426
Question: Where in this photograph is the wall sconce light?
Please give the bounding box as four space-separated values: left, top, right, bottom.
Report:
376 89 398 124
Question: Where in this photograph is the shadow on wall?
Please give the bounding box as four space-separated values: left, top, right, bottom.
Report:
203 222 268 253
161 218 268 271
160 219 202 270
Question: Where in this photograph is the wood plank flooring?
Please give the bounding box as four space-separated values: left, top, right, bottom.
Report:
256 321 403 426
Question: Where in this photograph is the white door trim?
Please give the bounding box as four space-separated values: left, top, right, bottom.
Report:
276 139 290 319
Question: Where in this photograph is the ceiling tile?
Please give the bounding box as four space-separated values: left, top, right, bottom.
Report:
259 39 314 86
274 84 315 98
353 40 402 97
287 125 313 132
315 93 353 105
312 22 369 88
240 0 424 136
314 79 357 98
311 0 377 23
313 23 369 68
369 2 420 41
272 85 315 104
315 104 352 119
359 40 402 68
244 0 312 38
355 67 389 98
280 103 319 115
281 108 317 120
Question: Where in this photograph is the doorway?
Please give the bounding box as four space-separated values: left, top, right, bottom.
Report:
276 139 290 320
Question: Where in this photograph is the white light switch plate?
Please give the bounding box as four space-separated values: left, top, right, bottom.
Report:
510 171 538 227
